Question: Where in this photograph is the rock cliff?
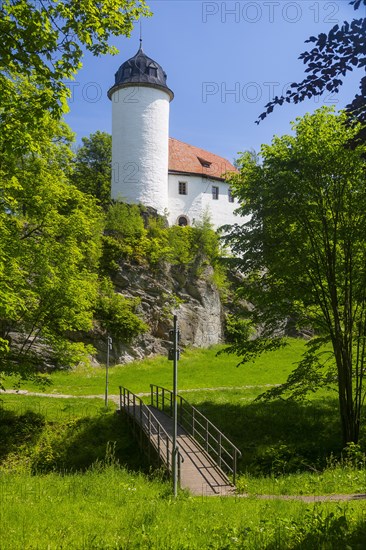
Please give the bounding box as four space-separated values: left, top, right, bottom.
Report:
105 261 224 364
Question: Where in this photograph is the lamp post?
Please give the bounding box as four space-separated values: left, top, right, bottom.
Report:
105 335 113 407
169 315 180 497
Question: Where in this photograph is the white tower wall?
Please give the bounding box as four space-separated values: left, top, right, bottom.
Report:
111 86 170 214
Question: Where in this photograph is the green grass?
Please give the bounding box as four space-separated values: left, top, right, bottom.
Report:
1 466 366 549
0 340 361 482
0 396 147 474
0 394 110 421
0 389 362 493
237 466 366 496
183 391 343 473
2 339 366 548
3 338 307 396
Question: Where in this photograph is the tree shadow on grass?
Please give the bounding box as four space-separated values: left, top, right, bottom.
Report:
0 406 148 474
0 408 45 461
33 412 149 473
194 397 344 475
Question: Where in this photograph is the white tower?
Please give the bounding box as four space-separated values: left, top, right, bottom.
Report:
108 44 174 214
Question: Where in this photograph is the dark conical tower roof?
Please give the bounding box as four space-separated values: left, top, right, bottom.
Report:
107 45 174 101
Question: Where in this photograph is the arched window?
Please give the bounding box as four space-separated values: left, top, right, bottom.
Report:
177 215 189 227
123 66 132 78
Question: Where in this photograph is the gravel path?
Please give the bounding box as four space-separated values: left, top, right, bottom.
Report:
0 389 120 403
0 383 277 400
234 493 366 502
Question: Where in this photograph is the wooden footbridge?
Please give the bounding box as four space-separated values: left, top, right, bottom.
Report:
119 384 241 496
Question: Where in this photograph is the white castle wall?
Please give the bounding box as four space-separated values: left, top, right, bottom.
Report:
110 85 170 214
168 174 240 229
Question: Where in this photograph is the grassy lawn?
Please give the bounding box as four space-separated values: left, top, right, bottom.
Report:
0 396 148 475
1 466 366 549
237 467 366 496
2 339 366 548
3 338 307 396
0 339 361 483
0 394 109 421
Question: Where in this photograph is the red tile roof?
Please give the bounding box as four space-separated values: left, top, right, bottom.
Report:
169 138 237 180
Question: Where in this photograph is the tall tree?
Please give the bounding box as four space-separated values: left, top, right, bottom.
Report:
0 92 147 382
257 0 366 126
72 131 112 210
0 94 104 379
0 1 150 380
225 108 366 446
0 0 150 119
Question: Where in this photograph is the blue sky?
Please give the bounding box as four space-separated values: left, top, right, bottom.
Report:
64 0 362 163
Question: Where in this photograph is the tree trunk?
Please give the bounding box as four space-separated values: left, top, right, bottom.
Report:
334 344 359 446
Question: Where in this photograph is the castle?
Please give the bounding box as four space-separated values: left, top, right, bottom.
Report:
108 44 238 230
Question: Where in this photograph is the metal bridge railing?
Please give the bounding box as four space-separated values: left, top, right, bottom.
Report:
150 384 242 485
119 386 183 482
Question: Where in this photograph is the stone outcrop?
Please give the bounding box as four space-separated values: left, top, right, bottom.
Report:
106 261 224 364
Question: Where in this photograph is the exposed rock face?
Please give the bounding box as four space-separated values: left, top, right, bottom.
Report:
108 261 224 364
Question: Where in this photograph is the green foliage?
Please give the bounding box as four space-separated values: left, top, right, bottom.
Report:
145 216 172 265
0 0 151 120
225 314 254 344
102 202 148 266
190 213 229 293
341 442 366 469
46 340 97 370
95 278 148 342
0 103 104 376
102 202 228 292
252 443 308 477
225 107 366 445
0 0 150 379
106 203 146 239
166 225 195 264
192 210 222 264
71 131 112 210
258 0 366 127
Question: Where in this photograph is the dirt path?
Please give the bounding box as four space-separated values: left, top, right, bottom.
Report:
0 389 120 403
2 388 366 502
234 493 366 502
0 383 277 401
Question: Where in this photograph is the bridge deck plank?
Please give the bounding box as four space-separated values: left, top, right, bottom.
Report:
123 403 235 496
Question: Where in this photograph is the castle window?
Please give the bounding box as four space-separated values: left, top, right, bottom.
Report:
123 67 132 78
179 181 187 195
228 188 234 203
212 186 219 200
178 216 189 227
146 64 158 77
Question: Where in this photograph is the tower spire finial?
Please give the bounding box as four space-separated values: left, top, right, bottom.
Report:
139 20 143 49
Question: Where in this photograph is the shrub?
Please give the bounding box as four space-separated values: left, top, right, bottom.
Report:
225 314 253 344
104 203 148 262
95 278 148 342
